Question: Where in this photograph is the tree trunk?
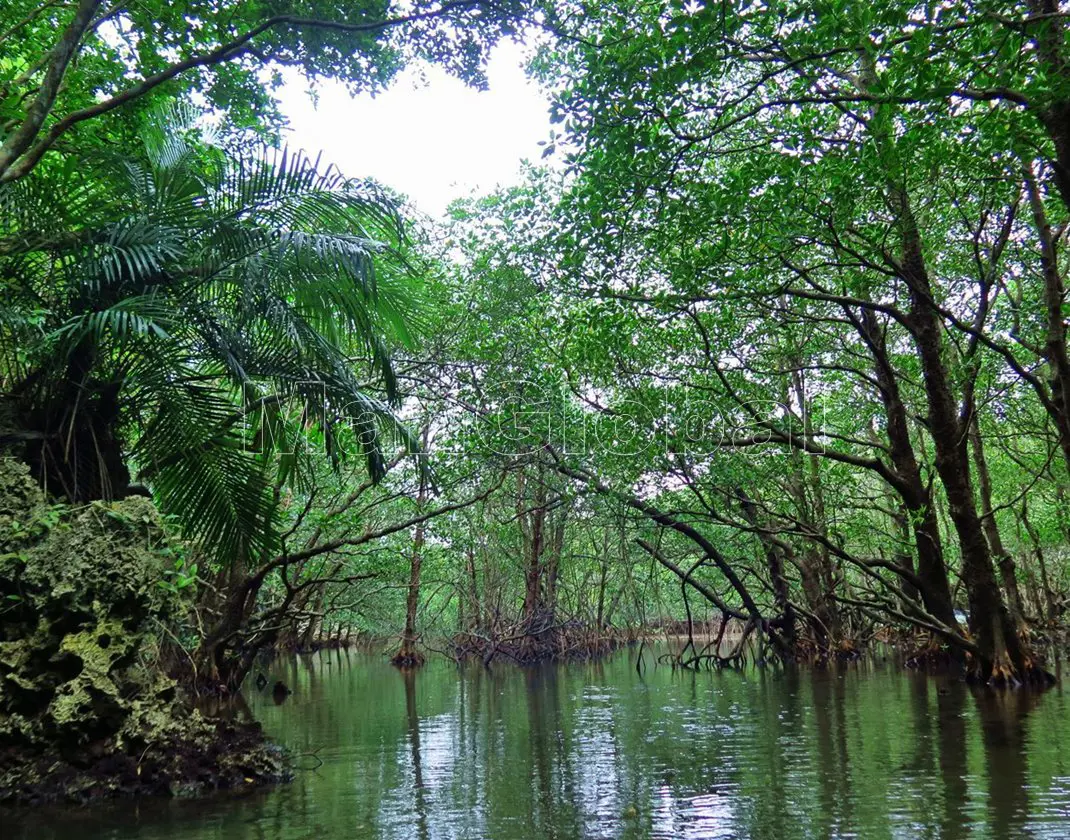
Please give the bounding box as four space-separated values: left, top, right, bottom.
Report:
897 193 1038 682
20 341 132 503
1019 498 1058 622
1027 1 1070 234
518 468 547 635
516 466 560 656
299 588 327 649
968 412 1027 628
889 499 920 603
786 367 844 648
543 509 566 626
857 309 959 631
737 489 796 652
595 530 609 628
465 535 482 632
1023 161 1070 477
393 464 429 668
0 0 102 182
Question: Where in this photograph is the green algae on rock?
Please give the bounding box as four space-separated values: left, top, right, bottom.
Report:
0 458 290 804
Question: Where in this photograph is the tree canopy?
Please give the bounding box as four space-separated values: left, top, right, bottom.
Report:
0 0 524 181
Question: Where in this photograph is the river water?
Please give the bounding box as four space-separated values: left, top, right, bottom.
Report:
9 648 1070 839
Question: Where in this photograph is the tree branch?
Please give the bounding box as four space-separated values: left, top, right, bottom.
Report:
0 0 492 182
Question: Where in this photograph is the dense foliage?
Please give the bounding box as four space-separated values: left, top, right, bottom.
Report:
1 0 1069 703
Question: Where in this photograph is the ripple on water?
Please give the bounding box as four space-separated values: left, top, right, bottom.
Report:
5 650 1070 840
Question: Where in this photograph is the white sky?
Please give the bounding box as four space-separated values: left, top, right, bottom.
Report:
279 41 552 217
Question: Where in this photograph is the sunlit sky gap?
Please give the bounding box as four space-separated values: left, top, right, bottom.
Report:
279 41 552 217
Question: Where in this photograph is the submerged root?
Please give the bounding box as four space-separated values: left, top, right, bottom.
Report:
966 653 1056 688
793 636 864 665
390 636 426 668
390 650 426 669
657 648 750 670
904 637 963 672
835 639 864 660
451 624 637 666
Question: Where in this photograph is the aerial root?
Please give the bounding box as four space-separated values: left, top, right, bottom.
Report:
789 636 862 665
965 653 1056 688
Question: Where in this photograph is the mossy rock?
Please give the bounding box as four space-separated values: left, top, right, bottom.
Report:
0 459 46 542
0 458 290 804
0 460 175 747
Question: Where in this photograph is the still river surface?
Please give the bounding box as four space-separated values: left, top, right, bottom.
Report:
9 648 1070 839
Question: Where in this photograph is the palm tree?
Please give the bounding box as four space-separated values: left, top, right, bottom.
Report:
0 107 420 563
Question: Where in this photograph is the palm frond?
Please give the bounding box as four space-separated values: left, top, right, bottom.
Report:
1 101 425 562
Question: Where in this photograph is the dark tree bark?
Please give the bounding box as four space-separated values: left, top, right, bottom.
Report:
896 193 1037 682
1026 1 1070 223
1023 162 1070 477
856 309 959 631
737 489 797 652
853 43 1040 678
394 433 431 668
1019 498 1058 622
786 368 844 648
968 412 1027 628
889 499 920 603
0 0 102 181
515 464 568 655
392 492 427 666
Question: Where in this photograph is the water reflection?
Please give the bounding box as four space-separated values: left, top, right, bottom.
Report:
402 670 429 840
976 687 1037 838
6 650 1070 839
810 668 849 838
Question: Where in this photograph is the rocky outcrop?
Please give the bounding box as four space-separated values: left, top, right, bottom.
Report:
0 458 289 804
